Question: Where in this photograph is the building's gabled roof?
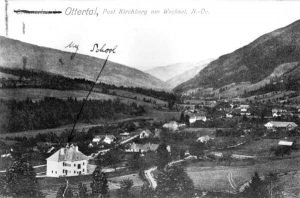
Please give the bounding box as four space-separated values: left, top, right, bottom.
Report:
278 140 294 146
46 144 90 162
129 142 159 152
265 121 298 128
96 134 116 139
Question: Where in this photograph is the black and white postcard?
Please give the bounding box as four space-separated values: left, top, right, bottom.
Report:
0 0 299 197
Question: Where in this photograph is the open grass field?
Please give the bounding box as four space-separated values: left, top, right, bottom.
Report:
146 109 181 122
227 139 279 156
280 171 300 197
0 116 154 138
110 89 168 106
227 137 300 156
0 88 118 101
182 128 218 137
0 88 164 108
185 156 300 193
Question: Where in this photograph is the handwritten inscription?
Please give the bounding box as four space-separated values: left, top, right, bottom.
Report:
65 41 79 60
90 44 118 54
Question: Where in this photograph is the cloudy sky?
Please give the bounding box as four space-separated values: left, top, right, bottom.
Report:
1 0 300 70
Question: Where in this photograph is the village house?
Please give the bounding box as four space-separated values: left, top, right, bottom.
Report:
154 128 162 138
92 135 116 145
272 108 288 117
189 114 207 124
197 135 214 143
139 129 153 139
126 142 159 153
226 113 233 118
278 140 294 146
120 132 130 140
264 121 298 131
163 121 181 131
46 144 90 177
237 104 251 116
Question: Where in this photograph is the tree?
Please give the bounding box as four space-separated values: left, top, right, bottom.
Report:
2 159 42 198
270 145 297 158
241 172 268 198
22 56 27 70
264 173 283 198
184 115 190 127
167 100 175 110
128 152 144 170
90 166 109 197
118 179 134 198
98 149 122 170
189 142 205 157
140 184 155 198
78 182 88 198
179 111 185 122
156 143 171 170
155 166 194 198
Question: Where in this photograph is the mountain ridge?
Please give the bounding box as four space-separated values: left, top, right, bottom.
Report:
174 19 300 95
0 36 169 90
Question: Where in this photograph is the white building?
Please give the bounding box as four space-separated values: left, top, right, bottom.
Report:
163 121 180 131
126 142 159 153
226 113 233 118
92 135 116 144
264 121 298 130
139 129 153 139
197 135 214 143
278 140 294 146
272 108 287 117
46 144 90 177
189 115 207 124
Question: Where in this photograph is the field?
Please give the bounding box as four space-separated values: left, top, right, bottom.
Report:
0 116 155 138
0 88 117 101
185 156 300 193
110 89 168 106
146 109 181 122
182 128 217 137
226 139 279 156
0 88 165 108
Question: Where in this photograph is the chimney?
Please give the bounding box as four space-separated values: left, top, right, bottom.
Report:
75 146 79 152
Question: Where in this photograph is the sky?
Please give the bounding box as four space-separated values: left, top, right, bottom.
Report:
1 0 300 70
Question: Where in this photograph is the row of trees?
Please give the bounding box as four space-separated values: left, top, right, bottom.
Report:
0 97 145 133
0 67 180 104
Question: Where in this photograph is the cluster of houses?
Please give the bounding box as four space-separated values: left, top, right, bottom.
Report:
223 104 251 118
41 102 299 178
272 107 300 118
45 128 164 177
